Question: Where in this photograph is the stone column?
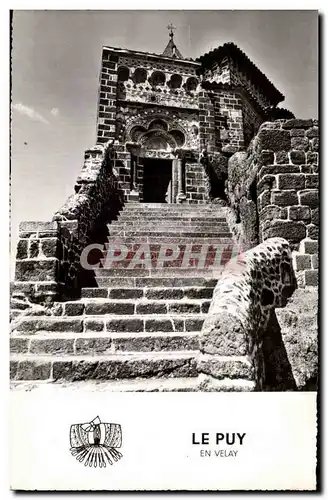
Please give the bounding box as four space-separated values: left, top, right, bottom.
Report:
174 149 187 204
126 142 141 202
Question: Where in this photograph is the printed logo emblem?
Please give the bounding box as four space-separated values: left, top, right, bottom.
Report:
69 415 123 467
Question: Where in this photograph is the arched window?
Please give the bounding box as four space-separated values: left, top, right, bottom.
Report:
117 66 129 82
150 71 166 86
170 129 185 147
148 119 168 131
185 77 198 92
169 74 182 89
133 67 147 84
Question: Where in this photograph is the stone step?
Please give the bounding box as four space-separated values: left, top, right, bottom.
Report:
58 299 211 316
121 203 224 210
11 332 200 355
93 277 218 288
107 230 232 238
110 222 230 231
10 377 255 392
124 202 217 207
94 267 223 278
81 286 215 300
105 236 234 244
103 242 234 252
116 216 228 223
12 314 206 334
117 212 227 219
10 351 199 381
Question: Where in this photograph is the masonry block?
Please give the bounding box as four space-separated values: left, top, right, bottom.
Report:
282 119 313 129
84 319 105 332
300 239 318 254
278 174 305 190
10 338 29 353
16 240 28 260
258 175 277 195
290 151 306 165
198 355 254 380
271 190 298 207
29 338 75 355
29 240 39 258
305 126 319 138
299 190 319 208
291 137 309 151
40 238 59 258
274 151 289 164
263 221 306 243
289 206 311 222
307 224 318 240
63 303 85 316
75 338 112 354
259 205 288 222
14 361 51 380
15 259 58 282
311 208 319 226
305 174 319 189
304 270 318 286
294 254 312 271
257 129 291 152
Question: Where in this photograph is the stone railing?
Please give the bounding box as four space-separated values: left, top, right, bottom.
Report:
225 147 259 251
197 238 296 391
226 118 318 287
256 119 318 287
11 142 123 318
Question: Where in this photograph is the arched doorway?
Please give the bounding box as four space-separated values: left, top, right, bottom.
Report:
128 118 186 203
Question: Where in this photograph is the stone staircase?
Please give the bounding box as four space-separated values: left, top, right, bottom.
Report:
11 203 237 391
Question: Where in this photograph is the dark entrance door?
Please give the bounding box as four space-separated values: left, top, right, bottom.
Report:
143 158 172 203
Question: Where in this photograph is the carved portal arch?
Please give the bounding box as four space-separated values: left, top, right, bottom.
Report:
125 112 188 150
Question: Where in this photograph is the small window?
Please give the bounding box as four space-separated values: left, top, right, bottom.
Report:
117 66 129 82
185 77 198 92
133 68 147 84
170 74 182 89
150 71 166 86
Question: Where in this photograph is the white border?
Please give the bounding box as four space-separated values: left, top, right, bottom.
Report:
3 3 325 497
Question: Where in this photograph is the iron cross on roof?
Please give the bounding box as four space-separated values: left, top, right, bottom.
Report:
167 23 176 38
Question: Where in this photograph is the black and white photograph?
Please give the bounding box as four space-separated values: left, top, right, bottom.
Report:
9 9 319 491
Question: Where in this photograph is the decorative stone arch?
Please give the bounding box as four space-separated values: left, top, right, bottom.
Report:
138 129 178 151
125 112 188 149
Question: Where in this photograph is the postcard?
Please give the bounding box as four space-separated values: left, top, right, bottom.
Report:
10 9 318 491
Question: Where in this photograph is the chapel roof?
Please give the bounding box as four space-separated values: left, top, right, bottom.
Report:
162 23 183 59
197 42 284 105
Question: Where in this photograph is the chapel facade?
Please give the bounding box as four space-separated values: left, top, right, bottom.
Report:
95 27 291 204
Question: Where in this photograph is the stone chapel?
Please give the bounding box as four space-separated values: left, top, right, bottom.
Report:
10 28 318 391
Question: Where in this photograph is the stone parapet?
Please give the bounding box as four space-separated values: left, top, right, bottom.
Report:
198 238 296 390
256 119 319 287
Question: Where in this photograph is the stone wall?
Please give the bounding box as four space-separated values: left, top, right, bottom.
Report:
198 238 296 391
226 148 259 251
185 162 210 204
11 143 123 316
226 118 319 287
256 119 319 287
11 221 61 319
96 49 118 144
212 89 244 153
242 95 264 148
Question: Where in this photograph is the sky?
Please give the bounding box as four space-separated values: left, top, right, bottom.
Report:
10 10 318 273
